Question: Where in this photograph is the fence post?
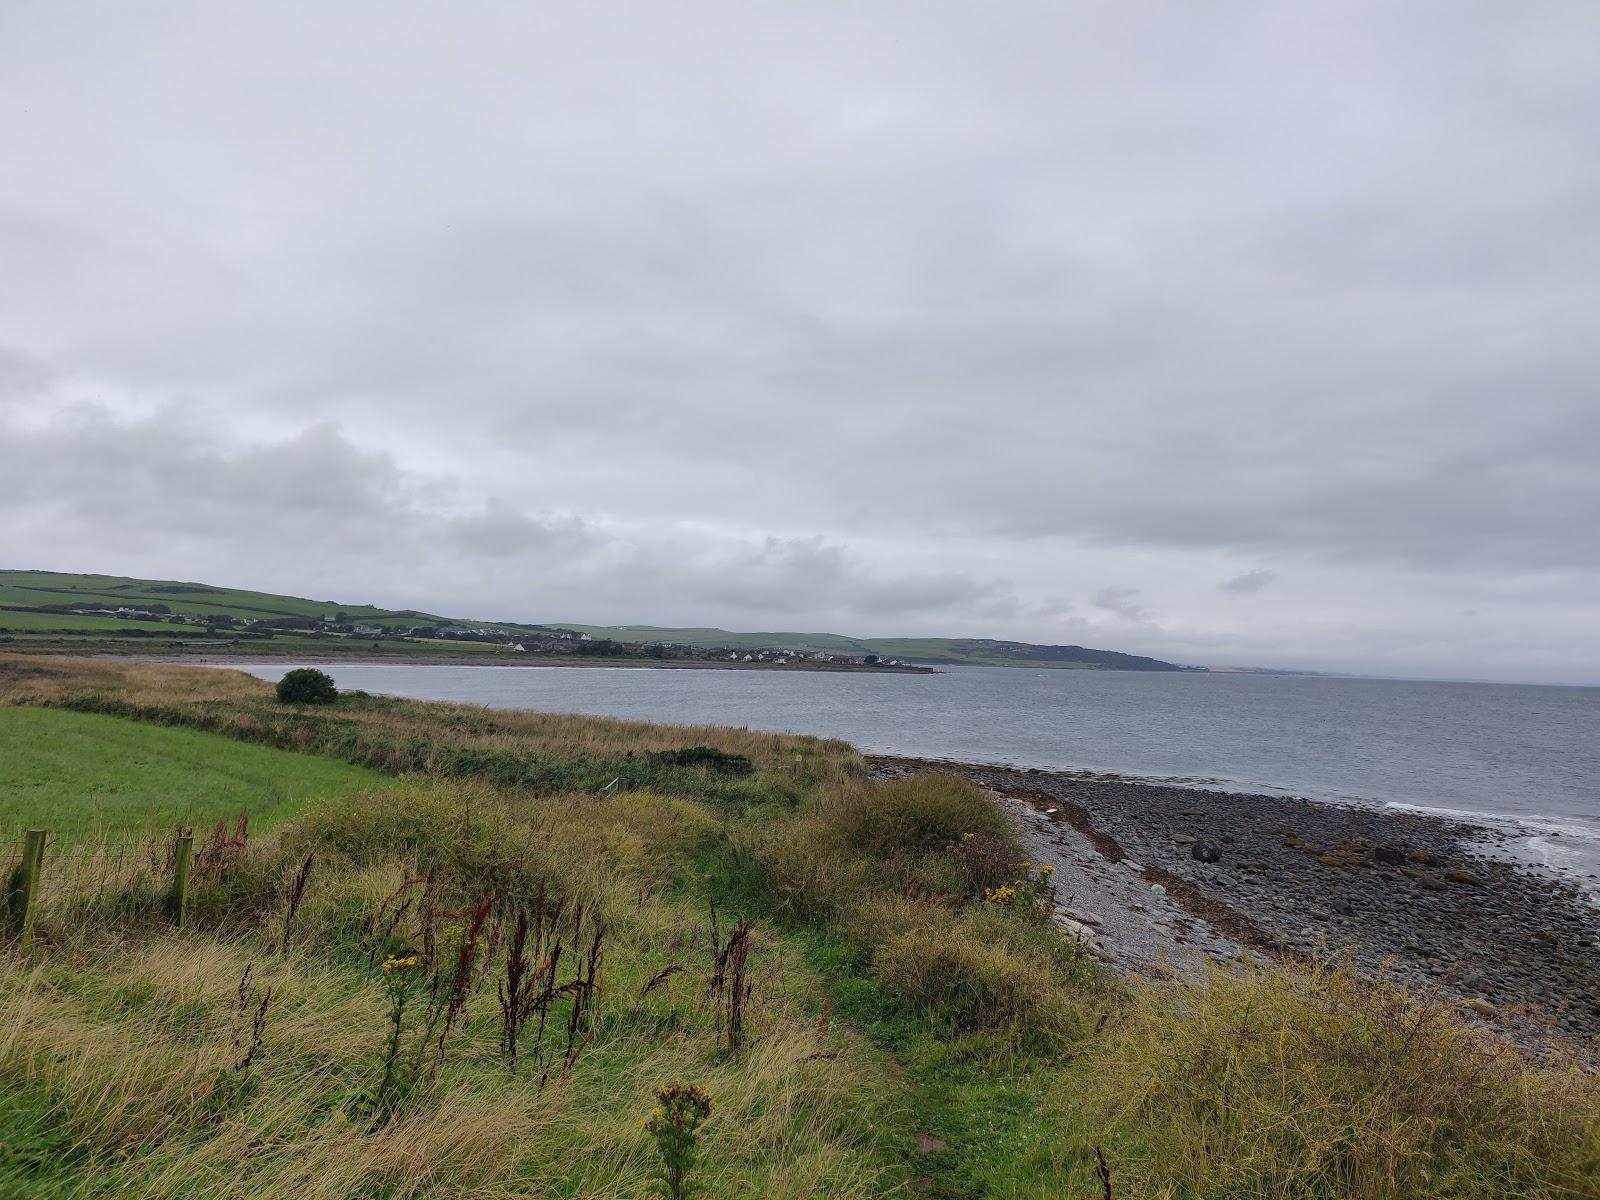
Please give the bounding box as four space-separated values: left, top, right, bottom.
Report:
167 832 194 928
4 829 46 948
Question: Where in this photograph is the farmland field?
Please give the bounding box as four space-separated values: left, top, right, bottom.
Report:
0 610 180 633
0 706 387 840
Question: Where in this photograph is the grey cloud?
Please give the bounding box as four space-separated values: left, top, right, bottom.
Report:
446 502 591 559
1222 570 1277 594
1 2 1598 681
1092 587 1146 622
0 403 1028 634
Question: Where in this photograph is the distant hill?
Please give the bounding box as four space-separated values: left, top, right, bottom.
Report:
0 569 455 630
0 570 1185 670
563 625 1185 671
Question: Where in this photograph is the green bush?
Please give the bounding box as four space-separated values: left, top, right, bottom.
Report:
872 924 1085 1043
753 774 1020 921
647 745 754 776
275 668 338 705
850 775 1011 859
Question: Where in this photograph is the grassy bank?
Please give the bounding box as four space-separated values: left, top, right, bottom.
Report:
2 655 1596 1199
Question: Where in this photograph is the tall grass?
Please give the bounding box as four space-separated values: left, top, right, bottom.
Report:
5 655 1598 1199
0 784 908 1197
1081 960 1600 1198
0 654 860 806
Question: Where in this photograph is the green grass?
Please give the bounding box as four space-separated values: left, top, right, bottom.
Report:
0 707 389 840
0 570 446 627
0 569 1175 668
3 658 1596 1199
0 610 180 633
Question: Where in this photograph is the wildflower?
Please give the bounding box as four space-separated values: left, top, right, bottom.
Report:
985 885 1017 905
961 832 975 841
646 1081 714 1200
1038 864 1055 877
381 954 420 973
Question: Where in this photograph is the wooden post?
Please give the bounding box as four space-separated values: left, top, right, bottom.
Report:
167 832 194 928
4 829 46 947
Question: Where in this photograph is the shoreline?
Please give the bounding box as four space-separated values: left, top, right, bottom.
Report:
858 752 1600 897
123 652 936 674
873 755 1600 1048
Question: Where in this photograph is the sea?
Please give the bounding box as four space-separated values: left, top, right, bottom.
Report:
229 662 1600 889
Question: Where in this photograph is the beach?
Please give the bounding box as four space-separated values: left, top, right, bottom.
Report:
874 756 1600 1047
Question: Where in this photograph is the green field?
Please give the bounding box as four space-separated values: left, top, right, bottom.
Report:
1 570 1183 669
0 569 445 627
565 625 1182 669
0 610 180 633
0 707 387 840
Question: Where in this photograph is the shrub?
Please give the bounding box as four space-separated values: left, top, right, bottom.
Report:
647 746 754 776
275 668 338 705
1088 961 1600 1198
752 774 1019 920
872 924 1085 1043
850 775 1011 859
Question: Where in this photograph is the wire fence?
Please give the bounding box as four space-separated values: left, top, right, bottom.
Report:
3 829 194 936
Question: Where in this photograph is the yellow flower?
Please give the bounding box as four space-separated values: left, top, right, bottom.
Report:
961 832 975 840
986 885 1017 904
381 954 419 973
1038 864 1055 877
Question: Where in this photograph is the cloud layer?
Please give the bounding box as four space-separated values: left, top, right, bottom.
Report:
2 3 1597 682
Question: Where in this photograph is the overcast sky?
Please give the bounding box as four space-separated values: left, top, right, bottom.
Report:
2 3 1597 684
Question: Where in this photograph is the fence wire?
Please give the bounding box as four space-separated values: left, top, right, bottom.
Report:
3 833 185 910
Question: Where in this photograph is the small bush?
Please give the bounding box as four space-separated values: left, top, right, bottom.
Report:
647 745 754 776
873 924 1085 1043
275 668 338 705
754 773 1018 920
850 775 1011 859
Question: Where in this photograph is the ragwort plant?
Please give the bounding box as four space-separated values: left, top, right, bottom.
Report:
645 1080 714 1200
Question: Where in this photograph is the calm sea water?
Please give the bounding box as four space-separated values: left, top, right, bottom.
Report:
230 662 1600 883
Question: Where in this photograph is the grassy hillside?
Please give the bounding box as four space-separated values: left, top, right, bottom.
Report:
0 654 1594 1198
568 625 1183 670
1 571 1182 669
0 569 448 628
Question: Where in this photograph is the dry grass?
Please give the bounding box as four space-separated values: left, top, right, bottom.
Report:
753 771 1014 920
1082 959 1600 1199
0 653 861 778
8 655 1600 1199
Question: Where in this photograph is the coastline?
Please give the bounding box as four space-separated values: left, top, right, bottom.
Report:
122 652 935 674
873 755 1600 1048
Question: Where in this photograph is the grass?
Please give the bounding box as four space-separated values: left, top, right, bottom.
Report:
0 611 181 634
1 654 1596 1199
0 707 388 842
0 569 441 626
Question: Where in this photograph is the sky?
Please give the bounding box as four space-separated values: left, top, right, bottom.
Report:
1 3 1597 684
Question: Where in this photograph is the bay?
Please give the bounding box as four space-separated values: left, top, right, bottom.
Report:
230 661 1600 882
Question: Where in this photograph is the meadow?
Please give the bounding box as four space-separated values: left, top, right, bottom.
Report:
0 707 386 840
1 654 1596 1199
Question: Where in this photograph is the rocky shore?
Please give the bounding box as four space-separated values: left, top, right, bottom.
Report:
872 756 1600 1048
